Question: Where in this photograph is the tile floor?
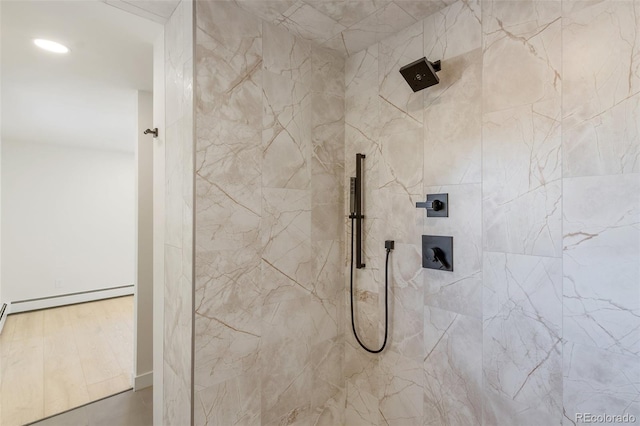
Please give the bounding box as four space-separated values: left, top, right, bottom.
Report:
28 387 152 426
0 296 134 426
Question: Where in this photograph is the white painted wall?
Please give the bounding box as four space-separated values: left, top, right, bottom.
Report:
152 33 165 422
134 90 154 389
1 140 135 302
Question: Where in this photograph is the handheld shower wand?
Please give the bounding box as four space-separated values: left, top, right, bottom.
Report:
349 177 356 215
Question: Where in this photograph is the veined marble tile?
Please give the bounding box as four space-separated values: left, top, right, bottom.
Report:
310 337 344 410
311 78 344 209
322 33 350 57
379 19 424 136
563 341 640 422
333 2 417 57
262 258 310 304
343 335 379 398
165 0 191 128
423 184 482 318
262 188 313 293
346 46 380 146
424 0 481 62
304 0 385 28
311 47 345 96
164 360 192 425
165 0 194 424
234 0 298 24
564 92 640 178
277 1 346 43
562 0 640 177
395 0 457 24
194 179 261 251
193 320 260 392
262 71 311 189
379 128 424 195
262 296 318 347
260 337 312 425
194 249 262 388
345 382 378 426
424 49 482 185
197 1 262 64
312 387 346 426
483 252 563 417
345 44 378 101
482 1 561 113
345 93 380 149
195 250 262 337
311 161 343 208
309 294 341 346
378 350 423 425
423 306 482 426
563 173 640 356
194 374 260 426
312 240 344 306
263 21 312 82
195 1 262 252
312 202 343 241
379 191 423 246
483 391 562 426
483 101 562 257
165 121 187 249
311 93 344 167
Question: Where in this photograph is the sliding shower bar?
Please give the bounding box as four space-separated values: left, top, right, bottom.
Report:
349 153 366 269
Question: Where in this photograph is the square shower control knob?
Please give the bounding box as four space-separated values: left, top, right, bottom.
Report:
416 193 448 217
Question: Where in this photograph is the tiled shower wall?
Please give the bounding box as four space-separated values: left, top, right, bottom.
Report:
344 0 639 425
164 0 194 424
192 2 345 425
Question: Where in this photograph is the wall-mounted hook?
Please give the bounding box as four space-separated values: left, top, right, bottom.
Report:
144 128 158 138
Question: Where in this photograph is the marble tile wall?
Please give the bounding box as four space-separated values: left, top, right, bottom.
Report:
192 2 345 425
343 0 640 424
163 0 194 424
164 0 638 424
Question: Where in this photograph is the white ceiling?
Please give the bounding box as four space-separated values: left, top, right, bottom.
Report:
1 1 162 153
1 0 452 153
101 0 180 24
233 0 456 57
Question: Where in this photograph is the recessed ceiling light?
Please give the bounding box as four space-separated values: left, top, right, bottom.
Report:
33 39 70 54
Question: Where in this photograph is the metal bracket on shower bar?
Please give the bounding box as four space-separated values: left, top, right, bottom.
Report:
354 153 365 268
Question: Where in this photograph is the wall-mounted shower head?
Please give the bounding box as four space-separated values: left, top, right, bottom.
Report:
399 57 441 92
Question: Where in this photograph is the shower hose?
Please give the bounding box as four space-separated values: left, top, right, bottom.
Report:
349 216 391 354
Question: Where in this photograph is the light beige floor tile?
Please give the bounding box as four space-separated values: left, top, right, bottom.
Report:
75 331 124 385
11 309 44 341
87 373 131 401
43 334 90 417
43 306 74 336
104 322 134 373
1 337 45 426
0 296 133 425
